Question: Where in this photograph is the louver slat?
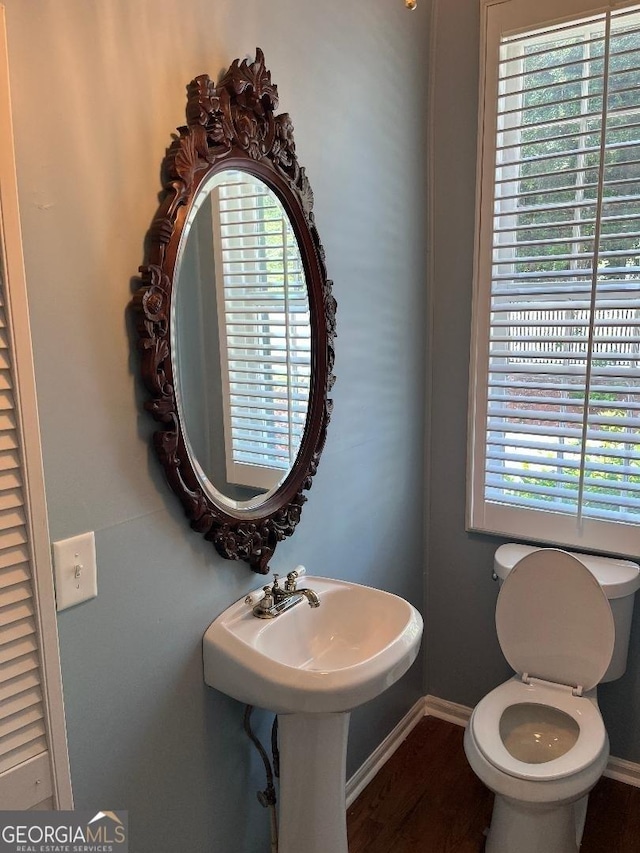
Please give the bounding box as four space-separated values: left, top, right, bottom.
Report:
0 683 42 722
0 723 48 774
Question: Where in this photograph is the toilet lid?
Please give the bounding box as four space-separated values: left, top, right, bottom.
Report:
496 549 615 692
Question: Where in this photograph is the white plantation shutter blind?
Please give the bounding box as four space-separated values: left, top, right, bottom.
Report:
469 1 640 554
212 173 311 491
0 4 71 808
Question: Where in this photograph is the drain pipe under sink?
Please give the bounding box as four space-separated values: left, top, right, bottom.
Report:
244 705 279 853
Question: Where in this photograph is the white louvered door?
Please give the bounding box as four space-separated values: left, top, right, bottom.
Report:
0 5 72 810
0 240 50 805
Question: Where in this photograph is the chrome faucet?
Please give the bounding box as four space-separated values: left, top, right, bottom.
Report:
293 587 320 608
252 570 320 619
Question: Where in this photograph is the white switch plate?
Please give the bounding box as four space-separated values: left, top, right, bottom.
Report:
52 531 97 611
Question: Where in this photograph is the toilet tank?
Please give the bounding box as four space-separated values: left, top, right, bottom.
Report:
494 543 640 683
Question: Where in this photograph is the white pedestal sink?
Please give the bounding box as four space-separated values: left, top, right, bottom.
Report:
203 576 423 853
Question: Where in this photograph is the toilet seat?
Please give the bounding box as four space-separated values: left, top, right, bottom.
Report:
471 677 607 781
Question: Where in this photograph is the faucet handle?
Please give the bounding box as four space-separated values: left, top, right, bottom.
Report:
285 571 297 592
285 565 306 591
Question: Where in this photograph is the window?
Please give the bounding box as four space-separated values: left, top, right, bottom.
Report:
468 0 640 555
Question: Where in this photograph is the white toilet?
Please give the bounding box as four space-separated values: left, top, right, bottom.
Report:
464 544 640 853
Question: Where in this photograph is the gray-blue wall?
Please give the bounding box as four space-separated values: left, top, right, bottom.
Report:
4 1 430 851
426 0 640 765
12 0 639 846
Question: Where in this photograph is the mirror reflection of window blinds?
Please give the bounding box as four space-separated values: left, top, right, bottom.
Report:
212 173 311 491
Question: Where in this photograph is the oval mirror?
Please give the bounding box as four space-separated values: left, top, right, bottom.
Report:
174 168 311 509
132 50 336 574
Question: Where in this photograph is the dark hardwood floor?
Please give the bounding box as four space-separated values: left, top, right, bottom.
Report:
347 716 640 853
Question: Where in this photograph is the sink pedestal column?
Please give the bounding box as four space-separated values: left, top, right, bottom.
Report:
277 711 350 853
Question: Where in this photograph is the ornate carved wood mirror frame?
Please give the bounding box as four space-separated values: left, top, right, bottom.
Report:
132 49 336 574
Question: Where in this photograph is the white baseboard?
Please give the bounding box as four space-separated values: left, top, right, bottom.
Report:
346 694 640 806
424 694 472 726
345 697 427 807
604 756 640 788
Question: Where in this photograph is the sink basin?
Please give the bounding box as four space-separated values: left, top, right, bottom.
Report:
203 575 423 853
203 575 423 714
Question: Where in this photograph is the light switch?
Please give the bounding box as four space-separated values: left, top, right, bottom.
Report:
52 531 97 611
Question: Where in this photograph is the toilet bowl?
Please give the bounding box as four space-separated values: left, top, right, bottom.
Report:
464 547 640 853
